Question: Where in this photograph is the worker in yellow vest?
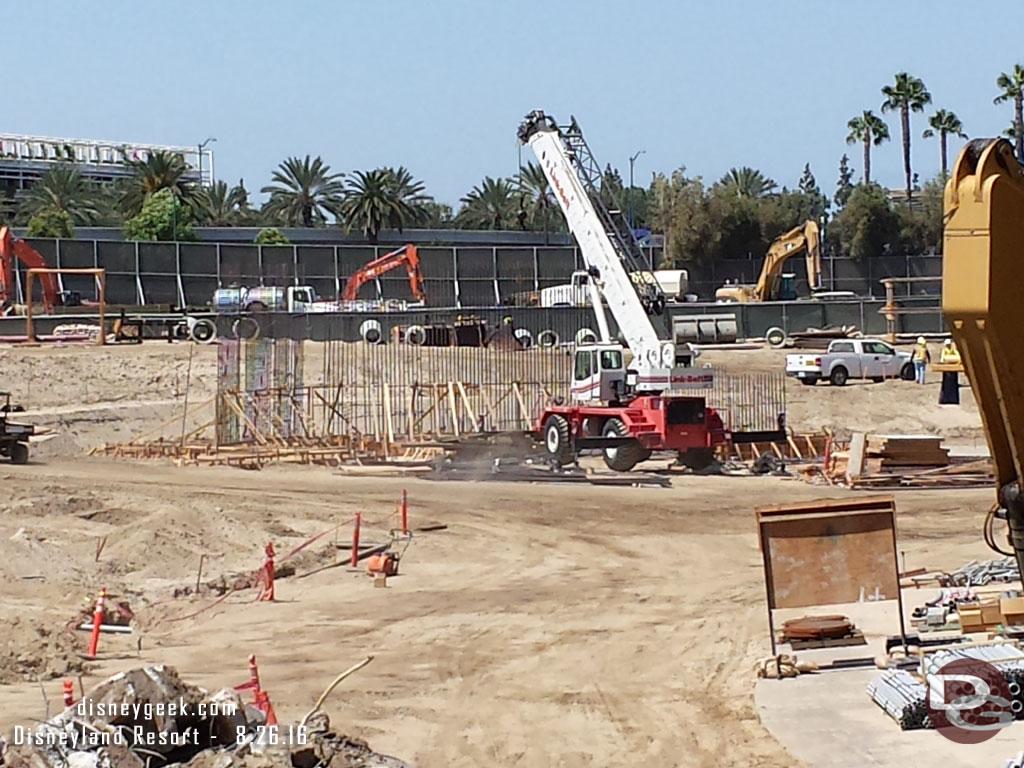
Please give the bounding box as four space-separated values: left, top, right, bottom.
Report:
939 339 960 404
913 337 931 385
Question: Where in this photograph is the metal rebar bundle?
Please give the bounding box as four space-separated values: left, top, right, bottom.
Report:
946 556 1019 586
867 669 930 730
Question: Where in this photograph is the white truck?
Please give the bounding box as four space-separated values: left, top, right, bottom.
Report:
211 285 411 313
785 338 915 386
540 269 689 308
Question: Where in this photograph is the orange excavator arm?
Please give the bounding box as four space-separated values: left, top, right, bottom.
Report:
0 226 59 312
342 244 426 302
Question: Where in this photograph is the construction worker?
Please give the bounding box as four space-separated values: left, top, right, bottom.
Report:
913 336 931 385
939 339 961 405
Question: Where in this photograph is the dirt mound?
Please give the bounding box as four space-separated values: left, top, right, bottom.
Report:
0 618 86 684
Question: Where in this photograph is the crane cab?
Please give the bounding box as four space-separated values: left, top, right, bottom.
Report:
570 343 626 404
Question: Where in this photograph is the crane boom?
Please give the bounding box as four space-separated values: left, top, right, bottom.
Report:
518 111 692 378
342 244 425 302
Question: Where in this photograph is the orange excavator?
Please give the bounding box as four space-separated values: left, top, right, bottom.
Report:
342 244 426 303
0 226 60 314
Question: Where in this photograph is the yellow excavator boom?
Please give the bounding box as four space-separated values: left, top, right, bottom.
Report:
943 137 1024 570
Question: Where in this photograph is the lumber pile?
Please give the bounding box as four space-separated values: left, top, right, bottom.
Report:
868 435 949 469
807 432 991 489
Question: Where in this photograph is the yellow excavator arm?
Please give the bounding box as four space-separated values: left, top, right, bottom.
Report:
943 138 1024 571
716 219 821 302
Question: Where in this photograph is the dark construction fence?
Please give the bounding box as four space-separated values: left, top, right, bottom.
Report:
18 238 944 307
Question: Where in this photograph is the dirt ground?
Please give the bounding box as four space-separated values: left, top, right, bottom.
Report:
0 340 996 767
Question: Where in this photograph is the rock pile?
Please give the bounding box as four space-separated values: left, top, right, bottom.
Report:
1 666 411 768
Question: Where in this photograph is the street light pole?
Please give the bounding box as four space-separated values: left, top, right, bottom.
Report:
197 137 217 188
628 149 645 231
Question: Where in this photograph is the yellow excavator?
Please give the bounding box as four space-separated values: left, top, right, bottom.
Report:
715 219 822 303
943 137 1024 575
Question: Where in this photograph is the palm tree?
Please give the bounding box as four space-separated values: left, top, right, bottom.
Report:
845 111 890 184
199 180 248 226
336 169 416 243
260 155 345 227
382 166 431 224
457 177 516 229
120 150 200 216
517 162 555 242
881 72 932 200
922 109 967 177
718 167 777 198
995 64 1024 162
20 165 102 224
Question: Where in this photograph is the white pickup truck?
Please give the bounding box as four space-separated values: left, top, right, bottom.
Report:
785 338 915 386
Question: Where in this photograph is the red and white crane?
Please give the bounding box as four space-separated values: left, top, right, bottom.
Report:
519 111 729 470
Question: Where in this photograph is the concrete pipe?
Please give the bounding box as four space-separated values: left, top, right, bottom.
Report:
360 319 384 345
189 318 217 344
766 326 788 348
514 328 534 348
232 316 260 340
404 324 426 346
575 328 597 345
537 329 559 348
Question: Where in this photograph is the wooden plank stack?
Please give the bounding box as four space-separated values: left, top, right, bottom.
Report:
868 435 950 469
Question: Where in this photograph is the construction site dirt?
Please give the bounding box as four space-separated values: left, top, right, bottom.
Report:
0 342 996 767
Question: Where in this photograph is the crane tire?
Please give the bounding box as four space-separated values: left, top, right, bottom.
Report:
601 417 645 472
575 328 598 346
404 324 426 346
537 329 559 348
189 318 217 344
542 414 574 466
232 317 260 340
360 319 383 345
766 327 787 348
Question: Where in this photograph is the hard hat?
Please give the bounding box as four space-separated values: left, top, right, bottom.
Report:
944 338 952 345
917 336 926 344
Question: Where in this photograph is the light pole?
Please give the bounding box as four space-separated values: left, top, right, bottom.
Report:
198 137 216 187
628 149 645 232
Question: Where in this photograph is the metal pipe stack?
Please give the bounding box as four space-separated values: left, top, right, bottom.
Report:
925 643 1024 721
867 669 930 730
1002 751 1024 768
947 556 1019 586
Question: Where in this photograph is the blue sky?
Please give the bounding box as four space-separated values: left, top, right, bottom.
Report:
9 1 1024 206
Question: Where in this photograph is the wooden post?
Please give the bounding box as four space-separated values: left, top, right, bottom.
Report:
447 382 460 437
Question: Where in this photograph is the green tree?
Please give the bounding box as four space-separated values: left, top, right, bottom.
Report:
253 227 291 245
829 184 901 260
19 165 102 225
718 167 777 198
261 155 345 227
796 164 829 219
26 209 74 239
336 169 418 243
881 73 932 200
456 176 516 229
922 109 966 177
199 180 249 226
421 201 454 228
123 188 194 242
517 162 557 242
381 166 431 224
649 169 718 266
845 110 890 185
120 150 200 216
995 64 1024 162
835 154 855 208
